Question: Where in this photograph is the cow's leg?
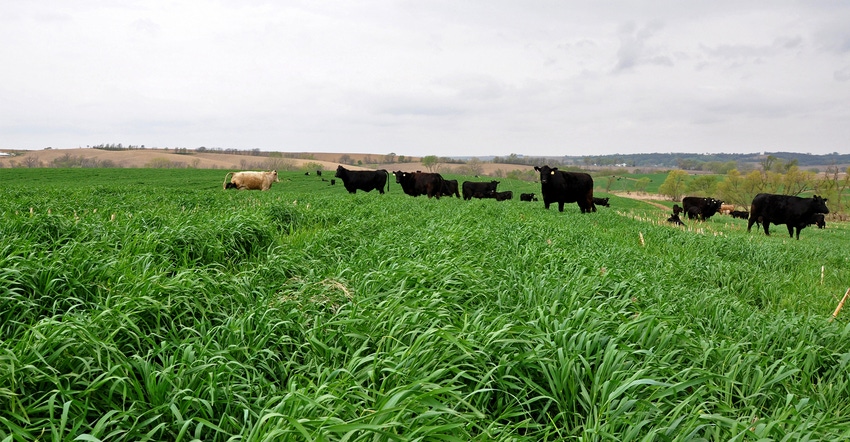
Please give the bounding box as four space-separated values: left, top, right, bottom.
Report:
787 225 795 239
762 221 770 236
747 217 756 232
558 202 565 212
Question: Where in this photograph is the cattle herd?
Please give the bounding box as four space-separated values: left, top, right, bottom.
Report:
222 167 832 240
671 194 829 239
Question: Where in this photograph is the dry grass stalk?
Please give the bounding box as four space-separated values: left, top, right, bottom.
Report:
829 287 850 322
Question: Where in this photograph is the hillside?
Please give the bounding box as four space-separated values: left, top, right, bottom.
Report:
0 148 535 176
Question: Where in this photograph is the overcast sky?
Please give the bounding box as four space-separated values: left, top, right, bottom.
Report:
2 1 849 157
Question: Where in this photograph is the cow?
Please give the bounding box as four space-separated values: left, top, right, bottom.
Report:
682 196 723 221
334 166 390 194
393 171 444 198
533 165 595 213
494 191 513 201
667 213 685 226
222 170 279 191
593 197 610 207
747 193 829 240
316 170 322 176
462 181 500 200
719 204 735 215
440 179 460 198
473 191 496 199
520 193 537 202
730 210 749 220
672 204 684 216
809 213 826 229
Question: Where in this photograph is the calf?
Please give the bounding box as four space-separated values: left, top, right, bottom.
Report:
494 191 513 201
520 193 537 202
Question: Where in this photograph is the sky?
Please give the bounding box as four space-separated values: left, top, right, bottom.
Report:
2 1 849 158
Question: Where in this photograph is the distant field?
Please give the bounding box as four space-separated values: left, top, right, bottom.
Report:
2 168 849 441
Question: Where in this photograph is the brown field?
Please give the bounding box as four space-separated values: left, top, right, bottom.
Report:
0 148 535 176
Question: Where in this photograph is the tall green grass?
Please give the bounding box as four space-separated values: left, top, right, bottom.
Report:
1 169 849 440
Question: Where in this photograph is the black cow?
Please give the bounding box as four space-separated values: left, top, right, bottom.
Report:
393 171 444 199
672 204 684 216
440 179 460 198
730 210 749 219
316 170 322 176
682 196 723 220
534 165 595 213
747 193 829 240
462 181 499 200
667 213 685 226
494 191 513 201
520 193 537 202
809 213 826 229
593 197 610 207
335 166 389 194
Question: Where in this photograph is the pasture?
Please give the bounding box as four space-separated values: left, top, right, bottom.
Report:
1 168 849 441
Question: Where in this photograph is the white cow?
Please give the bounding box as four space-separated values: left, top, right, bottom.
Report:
223 170 279 190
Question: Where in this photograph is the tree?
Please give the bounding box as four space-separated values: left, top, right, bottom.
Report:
458 158 484 176
634 177 651 193
718 170 749 208
385 152 396 164
338 154 353 165
782 166 813 196
658 170 688 201
685 175 717 196
823 165 850 213
422 155 439 172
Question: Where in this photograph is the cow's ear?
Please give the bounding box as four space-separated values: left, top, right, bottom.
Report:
552 167 559 172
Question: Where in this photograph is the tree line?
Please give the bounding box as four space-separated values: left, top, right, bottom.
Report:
658 157 850 214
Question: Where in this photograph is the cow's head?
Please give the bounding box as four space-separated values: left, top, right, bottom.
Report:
335 165 346 178
270 170 280 182
392 171 407 183
534 166 556 184
811 195 830 214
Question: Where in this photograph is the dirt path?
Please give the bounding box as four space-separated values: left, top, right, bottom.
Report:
610 191 671 212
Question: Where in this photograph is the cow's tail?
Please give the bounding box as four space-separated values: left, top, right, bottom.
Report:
383 170 390 192
223 172 234 189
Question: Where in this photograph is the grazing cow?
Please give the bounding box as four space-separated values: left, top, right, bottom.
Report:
747 193 829 240
335 166 390 194
682 196 724 220
593 197 610 207
520 193 537 202
316 170 322 176
440 179 460 198
393 171 444 198
730 210 749 220
330 179 336 185
534 165 595 213
719 204 735 215
494 191 513 201
223 170 280 191
462 180 500 200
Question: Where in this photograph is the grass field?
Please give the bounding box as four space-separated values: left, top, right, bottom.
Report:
1 168 849 441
